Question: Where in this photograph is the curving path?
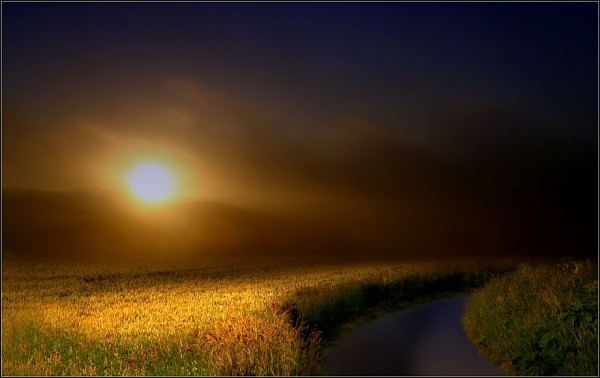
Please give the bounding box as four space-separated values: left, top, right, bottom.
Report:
325 295 505 376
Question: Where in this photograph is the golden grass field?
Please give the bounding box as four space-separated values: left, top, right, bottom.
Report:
2 257 519 375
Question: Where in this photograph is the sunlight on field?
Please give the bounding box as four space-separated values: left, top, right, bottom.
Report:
2 258 517 375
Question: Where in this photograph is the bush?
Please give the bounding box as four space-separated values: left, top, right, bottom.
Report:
464 260 598 376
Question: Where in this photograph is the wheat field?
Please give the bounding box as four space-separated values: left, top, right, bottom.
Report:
2 257 517 375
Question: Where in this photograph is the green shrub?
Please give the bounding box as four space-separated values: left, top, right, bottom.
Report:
464 260 598 376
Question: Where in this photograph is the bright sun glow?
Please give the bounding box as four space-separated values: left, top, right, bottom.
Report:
127 162 175 204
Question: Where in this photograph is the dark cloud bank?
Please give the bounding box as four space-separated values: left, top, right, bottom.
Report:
3 85 596 262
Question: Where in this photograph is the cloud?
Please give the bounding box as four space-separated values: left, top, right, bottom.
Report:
2 80 595 260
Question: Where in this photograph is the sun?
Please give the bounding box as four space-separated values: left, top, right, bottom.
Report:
127 162 175 204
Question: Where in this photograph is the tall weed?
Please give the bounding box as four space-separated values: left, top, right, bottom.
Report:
464 260 598 376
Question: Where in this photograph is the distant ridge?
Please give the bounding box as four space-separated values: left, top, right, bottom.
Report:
1 187 353 261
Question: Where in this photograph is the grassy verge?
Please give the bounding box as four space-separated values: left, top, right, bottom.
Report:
2 257 518 375
284 265 513 347
463 259 598 376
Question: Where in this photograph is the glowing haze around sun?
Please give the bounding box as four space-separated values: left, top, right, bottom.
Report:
127 162 176 204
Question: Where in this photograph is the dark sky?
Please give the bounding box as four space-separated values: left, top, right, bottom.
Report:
2 2 598 260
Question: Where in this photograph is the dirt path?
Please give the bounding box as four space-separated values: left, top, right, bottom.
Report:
324 295 505 376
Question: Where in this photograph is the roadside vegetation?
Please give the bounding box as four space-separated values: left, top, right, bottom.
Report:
464 259 598 376
2 256 518 376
